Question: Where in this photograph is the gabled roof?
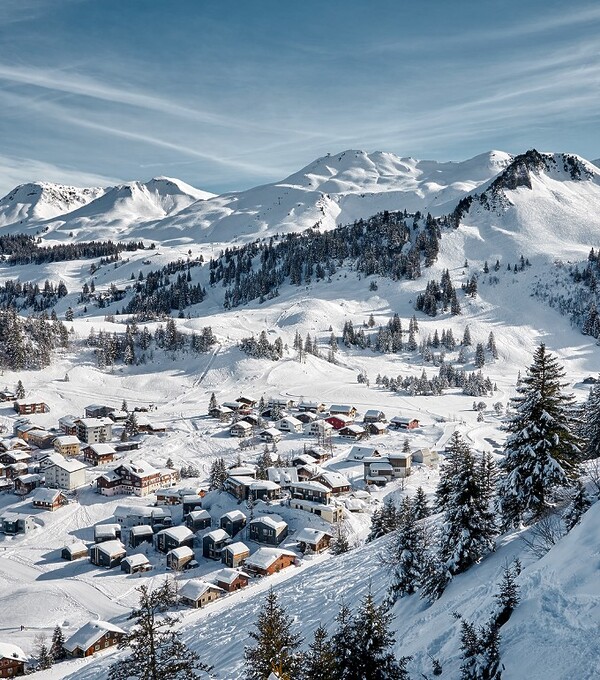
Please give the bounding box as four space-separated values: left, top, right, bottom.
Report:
130 524 154 535
224 541 250 555
77 417 113 428
31 487 64 504
122 554 150 567
63 541 88 555
250 514 287 531
157 526 194 542
118 459 159 477
267 467 299 485
205 528 229 542
339 424 365 434
295 527 332 543
64 621 126 653
49 458 87 473
54 435 80 446
348 445 379 458
364 409 385 417
179 580 224 601
290 480 330 493
278 416 302 427
0 643 28 662
315 471 350 488
188 509 211 520
260 427 282 437
244 547 297 570
86 443 117 455
168 546 194 559
329 404 355 413
221 510 246 522
93 540 125 556
213 567 250 584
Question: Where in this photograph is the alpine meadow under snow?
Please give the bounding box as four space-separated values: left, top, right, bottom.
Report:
0 147 599 680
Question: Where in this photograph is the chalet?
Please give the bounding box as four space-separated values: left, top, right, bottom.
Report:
295 527 332 554
13 423 44 441
0 513 36 535
387 452 412 477
44 458 87 490
363 458 394 485
0 437 30 453
328 404 357 418
14 473 42 495
230 421 253 438
227 465 256 478
241 414 262 427
260 407 289 420
84 404 115 419
224 475 254 500
325 415 353 431
64 621 126 657
115 441 140 453
155 488 182 505
14 400 48 415
26 429 55 450
224 476 281 502
115 505 165 526
58 416 79 436
89 540 126 568
363 409 386 423
0 450 32 466
249 515 288 545
297 401 325 413
367 422 388 436
314 471 351 495
96 460 177 497
203 529 230 559
0 643 28 678
303 446 333 464
276 416 303 434
155 526 194 553
94 523 122 543
259 428 282 443
412 448 439 467
348 445 381 460
182 495 205 516
289 498 343 523
6 463 27 479
220 510 247 537
213 567 250 592
61 542 88 561
76 418 113 444
244 548 297 576
338 424 366 440
0 390 15 402
31 487 67 511
167 546 195 571
185 509 212 532
267 466 299 487
108 410 129 423
289 481 331 504
389 416 420 430
236 396 257 408
222 541 250 568
291 453 317 468
121 554 152 574
134 415 167 434
296 411 317 424
268 397 294 409
83 443 117 466
222 401 243 412
129 525 154 547
179 581 224 608
209 406 233 421
53 435 81 457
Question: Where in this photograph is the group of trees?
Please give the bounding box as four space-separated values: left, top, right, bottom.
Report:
415 270 461 317
240 332 284 361
0 278 68 312
245 588 409 680
0 307 70 370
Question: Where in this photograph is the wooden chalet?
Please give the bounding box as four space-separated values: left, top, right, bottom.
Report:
289 481 331 504
0 390 15 402
213 567 250 592
236 396 257 408
121 554 152 574
276 416 303 434
203 529 230 559
230 420 253 438
94 523 122 543
61 542 88 561
328 404 357 418
182 495 205 516
167 546 195 571
13 473 42 495
0 513 36 535
367 422 388 436
155 488 182 505
325 415 353 430
58 416 79 436
244 548 297 576
363 409 386 423
295 527 332 554
31 488 67 511
209 406 234 421
89 540 126 568
338 424 366 440
53 435 81 457
297 401 326 413
185 509 212 532
179 581 224 608
26 429 55 449
249 515 288 545
83 443 117 466
220 510 247 537
288 498 343 524
84 404 115 419
14 400 48 415
0 643 28 677
296 411 317 424
389 416 420 430
222 541 250 568
64 620 126 657
128 525 154 547
155 526 194 554
259 427 282 443
314 471 351 495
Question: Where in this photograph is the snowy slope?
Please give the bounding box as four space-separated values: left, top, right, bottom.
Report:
148 149 512 244
0 182 105 227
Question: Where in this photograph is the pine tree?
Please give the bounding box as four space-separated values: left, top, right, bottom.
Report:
475 342 486 368
498 344 582 527
109 582 212 680
122 399 129 412
15 379 25 399
462 325 472 346
347 590 411 680
125 411 139 436
487 331 499 359
458 618 502 680
208 457 227 491
34 634 53 670
302 625 337 680
367 498 399 542
581 379 600 459
419 553 451 604
330 604 354 679
412 486 430 520
436 431 470 512
165 457 174 470
493 561 521 627
562 479 592 531
208 392 218 411
255 446 272 480
244 589 303 680
330 522 350 555
50 624 66 661
439 445 496 575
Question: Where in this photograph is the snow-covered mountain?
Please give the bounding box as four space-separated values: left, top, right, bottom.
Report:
0 181 105 227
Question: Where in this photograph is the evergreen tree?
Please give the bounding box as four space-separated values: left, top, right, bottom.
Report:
498 344 582 527
165 457 174 470
50 625 66 661
330 522 350 555
581 379 600 459
419 553 451 604
436 431 470 512
208 457 227 491
474 342 486 368
15 379 25 399
347 590 411 680
367 498 399 541
244 589 303 680
458 618 502 680
330 604 354 679
255 447 272 480
208 392 218 411
125 411 139 436
34 634 53 670
439 445 496 575
412 486 430 520
109 582 212 680
121 399 129 412
487 331 499 359
462 325 472 346
302 625 337 680
493 561 521 627
562 479 592 531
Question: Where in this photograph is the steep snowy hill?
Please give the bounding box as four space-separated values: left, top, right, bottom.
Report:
0 181 104 227
451 150 600 259
148 149 513 244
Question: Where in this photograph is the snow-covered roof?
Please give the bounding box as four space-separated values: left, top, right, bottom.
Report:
130 524 153 535
388 451 411 460
224 541 249 555
54 435 80 446
244 547 297 570
316 471 350 488
179 580 224 601
158 526 193 541
6 450 32 461
290 480 330 493
227 465 255 476
390 415 419 424
86 443 116 455
278 416 302 427
340 424 365 434
99 470 121 482
364 409 385 417
93 540 125 556
230 420 252 430
250 479 281 490
0 643 28 662
368 422 388 431
95 524 120 538
205 529 229 542
329 404 355 412
250 514 287 530
64 620 126 653
213 567 250 584
31 487 63 503
221 510 246 522
295 527 332 543
119 459 159 477
348 445 379 458
63 541 88 555
168 546 194 559
366 462 394 472
50 458 87 473
260 427 282 437
122 554 150 567
77 417 112 428
16 473 42 484
267 467 299 485
188 509 210 520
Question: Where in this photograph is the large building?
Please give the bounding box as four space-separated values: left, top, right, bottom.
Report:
44 458 87 490
96 460 178 497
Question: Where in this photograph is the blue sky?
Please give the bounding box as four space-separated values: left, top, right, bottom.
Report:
0 0 599 195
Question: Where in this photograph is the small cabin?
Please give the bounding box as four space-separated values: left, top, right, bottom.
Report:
363 409 386 423
244 548 297 576
220 510 247 537
167 546 195 571
222 541 250 568
61 542 88 561
230 421 253 438
64 620 125 657
203 529 230 560
185 509 212 532
295 527 332 554
129 525 154 548
121 554 152 574
338 424 366 440
89 540 126 568
389 416 420 430
213 567 250 592
0 643 27 677
179 581 224 608
31 488 67 512
259 428 282 443
94 523 122 543
249 515 288 546
155 526 194 554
